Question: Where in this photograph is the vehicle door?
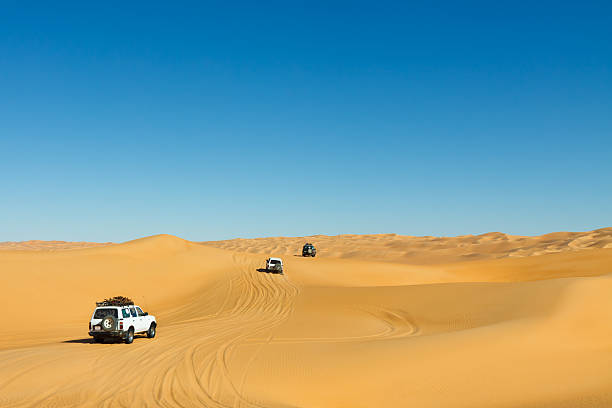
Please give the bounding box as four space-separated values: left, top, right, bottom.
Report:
136 306 149 331
91 308 118 332
128 306 142 332
120 308 132 332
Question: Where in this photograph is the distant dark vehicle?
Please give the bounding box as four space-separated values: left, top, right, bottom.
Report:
302 243 316 257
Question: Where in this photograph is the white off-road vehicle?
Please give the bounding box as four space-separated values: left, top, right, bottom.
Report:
89 304 156 344
265 257 284 274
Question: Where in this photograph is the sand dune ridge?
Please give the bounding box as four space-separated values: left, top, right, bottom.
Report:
0 231 611 407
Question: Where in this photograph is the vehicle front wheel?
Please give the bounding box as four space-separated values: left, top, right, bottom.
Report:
125 328 134 344
147 323 156 338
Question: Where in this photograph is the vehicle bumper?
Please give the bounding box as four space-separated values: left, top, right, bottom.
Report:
89 330 126 338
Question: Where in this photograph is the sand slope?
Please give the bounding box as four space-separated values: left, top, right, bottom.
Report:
0 231 611 407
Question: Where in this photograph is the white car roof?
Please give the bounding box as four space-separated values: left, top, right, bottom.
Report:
268 257 283 262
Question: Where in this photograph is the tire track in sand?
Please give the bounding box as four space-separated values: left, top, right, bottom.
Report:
0 252 417 408
0 253 298 408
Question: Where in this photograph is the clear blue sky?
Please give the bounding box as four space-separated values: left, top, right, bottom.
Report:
1 1 611 242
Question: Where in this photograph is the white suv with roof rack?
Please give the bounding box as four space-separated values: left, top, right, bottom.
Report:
89 303 157 344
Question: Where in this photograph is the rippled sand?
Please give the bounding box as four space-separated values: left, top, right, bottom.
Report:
1 230 611 407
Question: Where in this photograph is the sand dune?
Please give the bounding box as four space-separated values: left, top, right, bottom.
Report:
0 240 112 251
200 227 612 264
1 231 611 407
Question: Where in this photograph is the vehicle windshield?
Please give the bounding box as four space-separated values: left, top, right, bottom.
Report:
94 308 118 319
270 260 281 265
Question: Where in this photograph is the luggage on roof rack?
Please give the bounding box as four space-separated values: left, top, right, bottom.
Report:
96 296 134 307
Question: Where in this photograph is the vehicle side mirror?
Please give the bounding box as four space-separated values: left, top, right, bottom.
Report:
144 312 148 316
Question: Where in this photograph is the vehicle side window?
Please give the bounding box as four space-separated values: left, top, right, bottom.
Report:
129 307 137 317
122 309 130 318
136 307 144 316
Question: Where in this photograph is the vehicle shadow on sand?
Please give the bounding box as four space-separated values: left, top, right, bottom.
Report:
256 268 283 275
63 338 97 344
63 335 148 344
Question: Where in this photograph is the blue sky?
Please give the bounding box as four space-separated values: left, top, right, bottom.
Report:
1 1 611 242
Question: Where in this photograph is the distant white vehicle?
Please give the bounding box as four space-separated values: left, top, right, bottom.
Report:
265 257 284 274
89 304 156 344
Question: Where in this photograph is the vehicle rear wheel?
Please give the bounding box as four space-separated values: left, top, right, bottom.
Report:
147 323 156 338
125 328 134 344
93 336 104 343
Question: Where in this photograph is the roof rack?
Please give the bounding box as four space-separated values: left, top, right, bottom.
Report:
96 296 134 307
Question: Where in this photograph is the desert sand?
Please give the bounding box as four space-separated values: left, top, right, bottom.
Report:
0 240 111 251
1 229 612 407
